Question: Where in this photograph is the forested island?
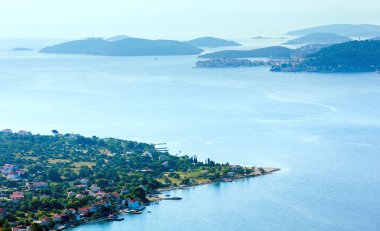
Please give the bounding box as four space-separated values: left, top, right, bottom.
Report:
40 38 203 56
271 40 380 72
185 37 241 48
0 130 279 231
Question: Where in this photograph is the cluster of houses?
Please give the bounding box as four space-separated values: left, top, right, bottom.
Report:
1 129 32 136
1 164 26 181
0 177 145 230
5 182 49 202
195 58 266 68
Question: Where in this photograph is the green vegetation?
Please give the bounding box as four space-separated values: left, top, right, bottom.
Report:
39 38 203 56
271 40 380 73
0 131 256 229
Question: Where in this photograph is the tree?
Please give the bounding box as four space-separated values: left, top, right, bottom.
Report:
51 130 59 136
30 223 44 231
47 168 62 182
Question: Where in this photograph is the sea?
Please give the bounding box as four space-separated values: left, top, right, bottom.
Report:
0 38 379 231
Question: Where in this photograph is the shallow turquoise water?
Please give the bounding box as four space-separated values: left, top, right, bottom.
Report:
0 50 379 230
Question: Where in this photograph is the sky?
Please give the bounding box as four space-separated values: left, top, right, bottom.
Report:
0 0 379 40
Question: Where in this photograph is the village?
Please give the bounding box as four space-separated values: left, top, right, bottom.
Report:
0 129 279 231
0 163 147 231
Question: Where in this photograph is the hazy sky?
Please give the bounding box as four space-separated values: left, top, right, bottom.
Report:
0 0 379 39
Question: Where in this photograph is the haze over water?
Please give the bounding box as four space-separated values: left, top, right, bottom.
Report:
0 40 380 230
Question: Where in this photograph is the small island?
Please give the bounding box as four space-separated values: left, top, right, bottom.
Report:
11 48 34 52
0 129 279 231
185 37 241 48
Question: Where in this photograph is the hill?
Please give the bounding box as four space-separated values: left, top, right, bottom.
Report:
185 37 241 48
286 24 380 37
40 38 110 54
199 46 296 59
271 40 380 73
40 38 203 56
285 33 351 45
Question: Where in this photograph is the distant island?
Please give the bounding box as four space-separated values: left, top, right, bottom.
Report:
284 33 352 45
0 130 279 231
11 48 34 52
271 40 380 73
185 37 241 48
286 24 380 37
252 36 286 40
200 46 302 59
40 37 203 56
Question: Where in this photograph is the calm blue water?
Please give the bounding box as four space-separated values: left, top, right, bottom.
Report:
0 43 380 230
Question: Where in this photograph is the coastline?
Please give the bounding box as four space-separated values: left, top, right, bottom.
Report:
153 167 281 196
63 167 280 230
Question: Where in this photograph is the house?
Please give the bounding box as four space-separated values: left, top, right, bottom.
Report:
11 226 29 231
80 178 90 185
78 207 89 216
108 192 120 201
96 200 111 208
63 208 76 215
75 194 84 199
2 164 18 175
0 208 6 218
6 170 25 181
10 191 24 201
67 191 75 197
201 170 209 174
29 182 48 190
143 151 153 158
88 206 97 213
18 130 30 136
75 184 88 189
53 214 63 223
227 172 235 176
127 198 145 211
231 165 243 171
40 217 51 226
120 187 129 195
90 185 100 192
94 191 107 199
1 129 12 133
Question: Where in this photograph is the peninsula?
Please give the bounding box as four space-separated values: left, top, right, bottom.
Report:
271 40 380 73
0 130 279 231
